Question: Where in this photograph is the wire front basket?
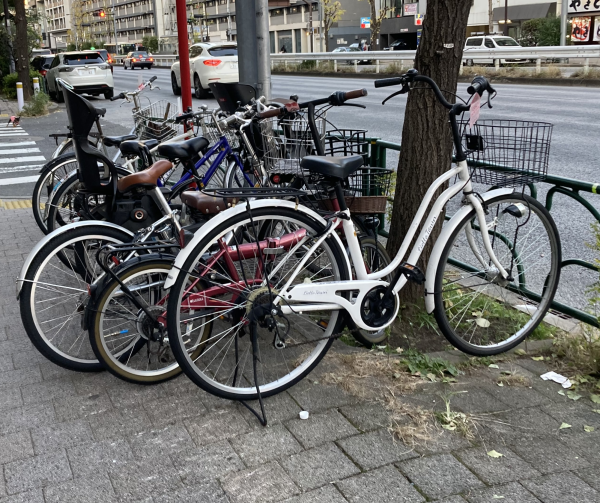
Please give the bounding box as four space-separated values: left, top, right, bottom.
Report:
134 100 179 142
195 110 239 147
461 120 553 188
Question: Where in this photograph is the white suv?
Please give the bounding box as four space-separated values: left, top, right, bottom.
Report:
46 51 115 102
463 36 527 66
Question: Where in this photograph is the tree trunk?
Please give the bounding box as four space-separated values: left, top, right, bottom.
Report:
14 0 32 101
385 0 472 304
370 1 378 48
488 0 494 33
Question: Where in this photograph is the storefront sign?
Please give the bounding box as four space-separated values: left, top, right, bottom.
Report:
594 16 600 40
404 3 418 16
415 14 423 26
568 0 600 15
360 17 371 29
571 16 591 41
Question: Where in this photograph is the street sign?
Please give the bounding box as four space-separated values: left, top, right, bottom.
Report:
417 29 422 46
415 14 423 26
360 17 371 29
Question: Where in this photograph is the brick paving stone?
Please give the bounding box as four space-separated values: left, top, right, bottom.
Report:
398 454 484 500
414 429 472 455
230 423 303 466
106 383 168 409
0 472 5 498
0 354 13 372
153 480 229 503
286 379 357 412
339 401 392 432
463 482 541 503
0 387 22 412
0 402 56 436
280 443 360 491
142 393 207 426
0 489 45 503
184 408 250 446
108 458 184 500
285 409 358 449
0 368 42 387
279 485 348 503
455 445 541 485
520 472 600 503
577 467 600 492
541 401 600 432
509 435 591 474
476 407 560 443
87 406 153 441
337 465 425 503
0 336 34 356
67 439 135 478
558 430 600 465
478 383 551 409
70 371 126 396
11 350 48 370
337 428 418 470
4 450 73 494
21 377 78 405
171 440 244 485
31 418 93 454
0 430 34 464
43 473 116 503
449 387 512 414
220 461 299 503
128 424 193 459
237 392 302 424
39 361 77 381
434 497 468 503
53 392 115 422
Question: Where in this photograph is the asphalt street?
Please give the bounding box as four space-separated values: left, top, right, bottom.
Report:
1 67 599 308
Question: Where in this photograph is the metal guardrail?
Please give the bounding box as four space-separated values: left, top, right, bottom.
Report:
367 138 600 328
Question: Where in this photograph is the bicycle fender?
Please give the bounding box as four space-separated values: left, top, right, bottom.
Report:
164 199 351 290
16 221 134 299
423 188 514 314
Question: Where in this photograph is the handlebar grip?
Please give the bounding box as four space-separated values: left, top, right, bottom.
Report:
175 112 194 123
110 92 125 101
258 108 281 119
149 76 157 83
467 76 489 96
342 89 368 101
374 77 404 88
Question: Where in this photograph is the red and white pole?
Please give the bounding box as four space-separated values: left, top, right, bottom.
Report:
176 0 192 111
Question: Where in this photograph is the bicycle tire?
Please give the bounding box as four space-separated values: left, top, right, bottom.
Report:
19 225 134 371
433 193 561 356
167 206 350 401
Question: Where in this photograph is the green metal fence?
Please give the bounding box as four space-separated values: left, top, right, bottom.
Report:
366 138 600 328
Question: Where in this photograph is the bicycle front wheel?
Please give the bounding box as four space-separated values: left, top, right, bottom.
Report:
433 193 561 356
167 207 350 400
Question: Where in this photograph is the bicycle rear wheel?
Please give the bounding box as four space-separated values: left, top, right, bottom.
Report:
433 193 561 356
167 207 350 400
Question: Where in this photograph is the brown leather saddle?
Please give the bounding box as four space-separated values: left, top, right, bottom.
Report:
117 160 173 193
180 191 241 215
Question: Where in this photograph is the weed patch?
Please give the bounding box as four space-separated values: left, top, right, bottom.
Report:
21 92 49 117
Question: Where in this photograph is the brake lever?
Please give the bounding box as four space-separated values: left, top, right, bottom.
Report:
382 83 410 105
342 103 366 109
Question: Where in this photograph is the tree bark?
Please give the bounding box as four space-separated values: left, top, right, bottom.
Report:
385 0 472 304
14 0 32 100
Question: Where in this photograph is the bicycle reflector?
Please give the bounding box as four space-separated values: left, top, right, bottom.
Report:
203 60 222 67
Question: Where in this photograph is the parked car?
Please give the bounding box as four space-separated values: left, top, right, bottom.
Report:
84 49 113 72
171 42 239 99
332 46 371 65
463 35 527 66
384 39 410 51
45 51 114 101
123 51 154 70
30 55 54 77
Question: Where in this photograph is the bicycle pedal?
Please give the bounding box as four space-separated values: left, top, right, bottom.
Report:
399 263 425 284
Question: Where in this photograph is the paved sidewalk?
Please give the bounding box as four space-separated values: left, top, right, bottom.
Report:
2 207 600 503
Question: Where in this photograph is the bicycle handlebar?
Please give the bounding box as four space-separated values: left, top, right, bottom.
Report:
110 92 126 101
467 75 496 97
258 89 368 119
374 77 404 88
149 76 157 83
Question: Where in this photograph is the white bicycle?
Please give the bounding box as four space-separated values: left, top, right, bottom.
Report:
163 71 561 400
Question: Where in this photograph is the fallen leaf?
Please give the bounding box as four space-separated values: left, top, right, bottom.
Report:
395 347 404 354
472 311 483 317
393 373 401 379
475 318 491 328
497 382 504 387
442 424 456 431
584 425 595 432
557 390 566 396
531 356 544 361
592 409 600 414
566 391 582 401
590 394 600 404
559 422 572 430
426 373 437 382
492 496 505 500
376 345 387 350
487 450 503 458
501 370 513 375
515 349 527 356
488 364 500 369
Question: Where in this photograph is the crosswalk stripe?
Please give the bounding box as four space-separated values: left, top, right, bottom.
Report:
0 164 44 174
0 175 40 185
0 141 36 147
0 148 41 155
0 133 29 137
0 156 46 164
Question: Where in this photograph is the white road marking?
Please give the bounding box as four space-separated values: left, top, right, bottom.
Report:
0 175 40 185
0 148 41 155
0 164 44 174
0 141 36 147
0 156 46 164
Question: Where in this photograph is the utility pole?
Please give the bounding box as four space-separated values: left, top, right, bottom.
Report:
560 0 568 45
111 0 119 54
303 0 314 52
175 0 192 110
319 0 323 52
503 0 508 36
256 0 271 99
227 0 232 41
3 0 15 73
236 0 258 89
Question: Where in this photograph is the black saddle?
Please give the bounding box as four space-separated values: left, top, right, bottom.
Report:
300 155 364 179
157 137 210 161
119 139 160 158
103 134 138 147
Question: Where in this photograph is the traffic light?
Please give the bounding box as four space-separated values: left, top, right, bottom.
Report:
92 10 106 17
99 10 106 17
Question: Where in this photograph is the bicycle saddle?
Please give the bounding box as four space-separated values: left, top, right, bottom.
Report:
119 139 159 157
117 160 173 193
180 191 241 214
300 155 363 179
103 134 137 147
157 137 209 161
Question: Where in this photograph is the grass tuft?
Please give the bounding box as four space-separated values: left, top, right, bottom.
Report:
21 92 49 117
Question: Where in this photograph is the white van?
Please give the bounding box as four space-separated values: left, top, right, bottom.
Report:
463 36 527 66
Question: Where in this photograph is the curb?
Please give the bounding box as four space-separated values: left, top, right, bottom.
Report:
273 71 600 87
0 199 33 209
